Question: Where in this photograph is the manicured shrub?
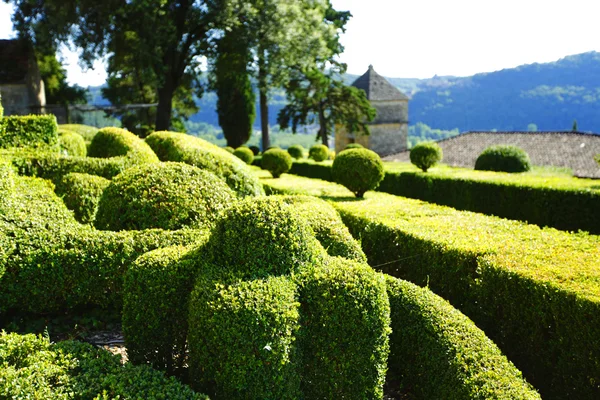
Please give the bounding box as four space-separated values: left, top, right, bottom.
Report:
95 162 236 231
249 145 260 155
262 148 293 178
145 131 264 197
475 145 531 173
54 172 110 224
88 127 159 164
328 149 336 160
287 144 305 159
58 124 99 144
267 145 280 150
277 195 366 262
295 257 390 399
332 148 385 197
345 143 363 150
309 144 329 162
385 276 540 400
233 146 254 164
224 146 234 153
58 129 87 157
188 276 301 399
0 114 58 149
410 141 443 172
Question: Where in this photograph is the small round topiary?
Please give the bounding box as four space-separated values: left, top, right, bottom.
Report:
58 130 87 157
410 142 443 172
223 146 234 153
309 144 330 162
262 148 293 178
267 145 280 151
475 145 531 173
345 143 363 150
233 147 254 165
287 144 305 159
332 148 385 198
95 162 236 231
249 145 260 155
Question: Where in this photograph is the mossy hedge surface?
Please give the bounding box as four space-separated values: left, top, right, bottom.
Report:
145 131 264 197
54 172 110 224
259 172 600 399
0 114 58 149
0 332 208 399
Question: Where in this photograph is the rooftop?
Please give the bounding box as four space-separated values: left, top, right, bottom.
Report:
351 65 409 102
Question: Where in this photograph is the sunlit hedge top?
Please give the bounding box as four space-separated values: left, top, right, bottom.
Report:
89 127 159 164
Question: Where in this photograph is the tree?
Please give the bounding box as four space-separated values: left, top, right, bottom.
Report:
527 123 538 132
36 51 87 105
572 119 578 131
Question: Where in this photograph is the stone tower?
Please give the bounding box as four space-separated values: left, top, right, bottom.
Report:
335 65 408 157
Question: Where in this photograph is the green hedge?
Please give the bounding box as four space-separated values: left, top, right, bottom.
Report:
259 173 600 399
88 127 158 164
54 172 110 224
58 124 99 144
385 276 539 399
58 129 87 157
146 131 264 197
0 114 58 149
0 332 208 399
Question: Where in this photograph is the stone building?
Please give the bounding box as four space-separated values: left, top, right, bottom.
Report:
335 65 409 157
0 39 46 116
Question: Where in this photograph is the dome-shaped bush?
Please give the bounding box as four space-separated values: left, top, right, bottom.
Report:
410 142 443 172
58 130 87 157
55 172 110 224
89 127 159 164
332 148 385 197
223 146 234 153
475 145 531 173
262 148 292 178
249 145 260 155
233 147 254 165
309 144 330 162
95 162 236 231
345 143 363 150
287 144 305 159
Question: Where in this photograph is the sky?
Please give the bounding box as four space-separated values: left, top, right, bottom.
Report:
2 0 600 86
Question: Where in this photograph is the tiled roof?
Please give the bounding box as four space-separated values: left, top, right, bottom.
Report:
352 65 409 102
0 39 31 85
384 131 600 178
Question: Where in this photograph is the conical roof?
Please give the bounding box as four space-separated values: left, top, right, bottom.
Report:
351 65 409 101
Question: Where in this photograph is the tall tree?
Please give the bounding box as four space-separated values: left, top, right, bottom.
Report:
36 51 87 105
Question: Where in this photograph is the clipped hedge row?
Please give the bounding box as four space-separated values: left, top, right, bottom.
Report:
0 114 58 149
145 131 264 197
58 129 87 157
58 124 99 144
385 276 539 399
0 332 208 399
259 173 600 399
54 172 110 224
89 127 158 164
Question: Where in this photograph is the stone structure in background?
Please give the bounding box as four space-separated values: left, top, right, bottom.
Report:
335 65 408 157
0 39 46 116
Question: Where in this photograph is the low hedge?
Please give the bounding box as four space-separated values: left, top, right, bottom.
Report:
58 129 87 157
0 332 208 399
259 173 600 399
88 127 158 164
54 172 110 224
58 124 99 144
145 131 264 197
0 114 58 149
95 162 236 231
385 276 539 399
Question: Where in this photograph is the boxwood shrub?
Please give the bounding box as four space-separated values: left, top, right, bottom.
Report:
309 144 329 162
332 148 385 197
88 127 158 164
287 144 305 159
95 162 236 231
58 124 99 144
54 172 110 224
261 148 293 178
0 114 58 149
58 129 87 157
233 146 254 164
475 145 531 173
145 131 264 197
409 141 442 172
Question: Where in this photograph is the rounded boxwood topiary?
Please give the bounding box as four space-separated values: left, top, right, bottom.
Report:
88 127 159 164
287 144 305 159
475 145 531 173
233 146 254 165
332 148 385 197
223 146 234 153
410 142 443 172
262 148 293 178
55 172 110 224
249 145 260 155
345 143 363 150
58 130 87 157
309 144 329 162
95 162 236 231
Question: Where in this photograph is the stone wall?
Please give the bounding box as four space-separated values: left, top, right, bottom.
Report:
0 84 32 115
335 123 407 157
372 100 408 124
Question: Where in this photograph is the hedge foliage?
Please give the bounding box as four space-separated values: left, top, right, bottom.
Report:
233 146 254 164
58 124 99 144
332 148 385 197
385 276 540 399
0 114 58 149
409 141 442 172
261 148 292 178
95 162 236 231
54 172 110 224
0 332 208 399
88 127 158 164
475 145 531 173
309 144 329 162
145 131 264 197
58 129 87 157
287 144 305 159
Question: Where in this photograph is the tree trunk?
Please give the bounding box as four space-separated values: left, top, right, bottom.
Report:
155 76 176 131
258 51 270 151
318 101 328 146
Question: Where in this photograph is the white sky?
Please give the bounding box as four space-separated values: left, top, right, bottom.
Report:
2 0 600 86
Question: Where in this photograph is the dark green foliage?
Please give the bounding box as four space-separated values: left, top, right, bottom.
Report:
233 147 254 165
277 195 366 262
409 141 443 172
295 257 390 399
475 145 531 173
332 148 385 197
58 130 87 157
188 276 301 399
249 145 260 155
344 142 363 150
308 144 329 162
95 162 236 231
145 131 264 197
385 276 540 399
223 146 234 153
0 114 58 149
54 172 110 224
262 148 293 178
287 144 304 159
88 127 159 164
288 159 332 181
0 332 208 399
